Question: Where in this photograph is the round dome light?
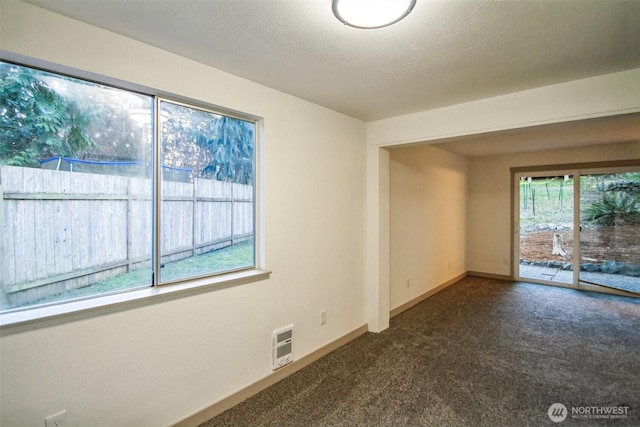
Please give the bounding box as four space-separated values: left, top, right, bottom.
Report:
332 0 416 29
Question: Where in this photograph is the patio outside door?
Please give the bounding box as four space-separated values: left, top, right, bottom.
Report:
517 173 575 286
578 172 640 295
516 168 640 297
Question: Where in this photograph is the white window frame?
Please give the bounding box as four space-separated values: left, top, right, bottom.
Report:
0 57 270 327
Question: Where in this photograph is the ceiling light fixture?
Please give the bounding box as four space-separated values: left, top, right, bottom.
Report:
332 0 416 29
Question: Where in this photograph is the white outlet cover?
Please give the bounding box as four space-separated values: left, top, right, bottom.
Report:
45 410 67 427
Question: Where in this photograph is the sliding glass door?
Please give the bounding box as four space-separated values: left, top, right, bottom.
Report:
517 173 575 286
579 172 640 294
515 167 640 297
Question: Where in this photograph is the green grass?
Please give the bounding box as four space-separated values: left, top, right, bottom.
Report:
520 174 640 231
6 241 253 310
160 240 254 282
519 176 574 230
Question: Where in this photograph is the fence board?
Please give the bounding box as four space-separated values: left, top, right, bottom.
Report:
34 200 47 279
45 201 57 278
2 183 16 287
59 198 73 274
1 166 253 306
0 179 4 288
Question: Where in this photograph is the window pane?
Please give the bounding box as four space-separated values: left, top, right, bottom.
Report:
158 100 255 283
518 175 574 285
0 62 153 311
579 172 640 293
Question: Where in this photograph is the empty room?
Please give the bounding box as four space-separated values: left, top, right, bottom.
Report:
1 1 639 426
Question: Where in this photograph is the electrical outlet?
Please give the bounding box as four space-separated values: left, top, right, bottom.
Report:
45 410 67 427
320 309 327 325
406 277 411 288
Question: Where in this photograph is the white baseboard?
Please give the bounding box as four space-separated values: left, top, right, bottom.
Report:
173 324 369 427
174 272 510 426
390 272 468 318
467 271 512 281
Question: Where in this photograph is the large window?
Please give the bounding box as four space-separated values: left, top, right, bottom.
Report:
0 61 257 313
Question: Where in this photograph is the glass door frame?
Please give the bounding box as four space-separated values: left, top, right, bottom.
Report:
513 164 640 297
513 168 579 291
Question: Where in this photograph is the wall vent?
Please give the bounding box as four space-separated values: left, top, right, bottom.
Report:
272 325 294 370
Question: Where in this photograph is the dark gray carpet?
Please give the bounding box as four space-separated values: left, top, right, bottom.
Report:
201 277 640 426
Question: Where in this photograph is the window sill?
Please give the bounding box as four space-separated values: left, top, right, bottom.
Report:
0 268 271 331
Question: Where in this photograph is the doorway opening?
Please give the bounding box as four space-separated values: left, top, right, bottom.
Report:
515 166 640 297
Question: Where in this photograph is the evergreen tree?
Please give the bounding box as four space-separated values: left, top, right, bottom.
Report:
0 62 95 166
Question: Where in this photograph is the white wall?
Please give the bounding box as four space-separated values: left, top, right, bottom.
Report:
2 2 639 425
389 145 468 310
467 141 640 276
365 65 640 331
0 2 366 426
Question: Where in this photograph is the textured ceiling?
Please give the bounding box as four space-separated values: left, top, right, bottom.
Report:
430 112 640 158
25 0 640 123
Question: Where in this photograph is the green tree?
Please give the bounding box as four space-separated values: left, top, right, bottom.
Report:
0 62 95 166
202 116 254 184
1 61 253 181
161 101 254 184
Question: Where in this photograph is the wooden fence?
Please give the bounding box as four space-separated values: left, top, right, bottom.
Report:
0 166 253 307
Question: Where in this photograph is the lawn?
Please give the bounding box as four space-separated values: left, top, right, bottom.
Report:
519 175 574 231
12 241 253 309
520 173 640 231
519 173 640 267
